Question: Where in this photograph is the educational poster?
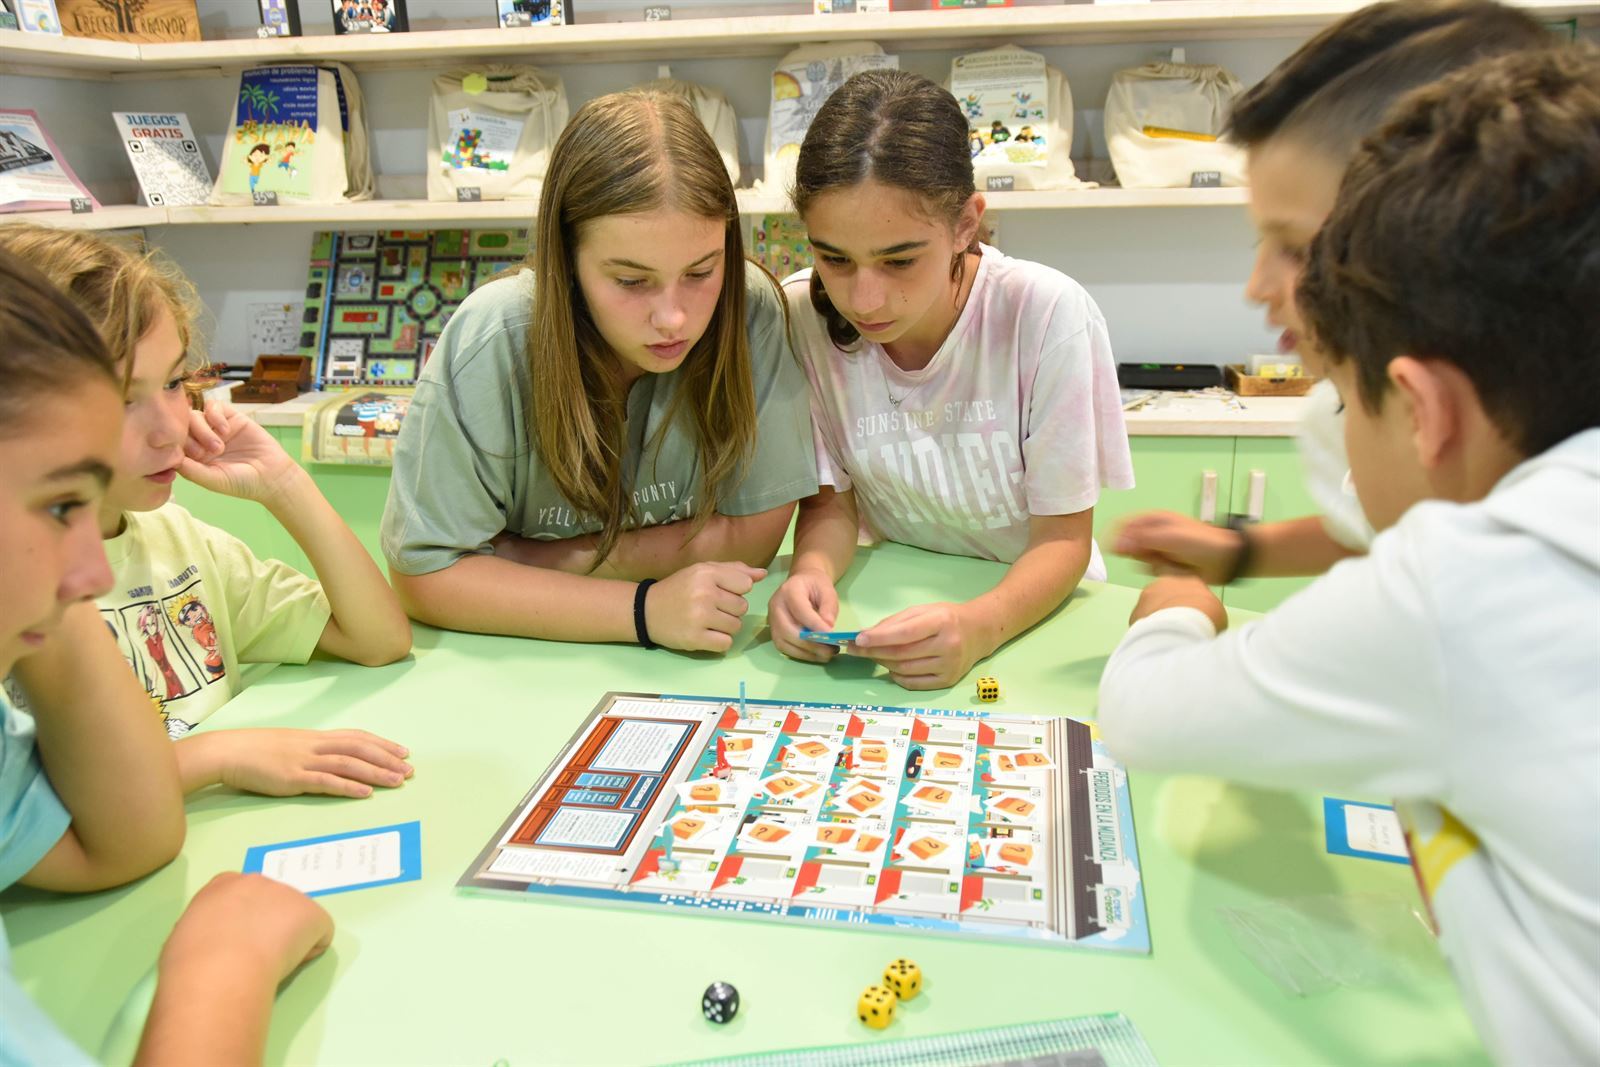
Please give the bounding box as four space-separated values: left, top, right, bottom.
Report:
751 215 813 280
952 49 1048 168
0 109 97 213
769 53 899 171
113 112 212 207
461 692 1149 954
300 228 532 387
219 67 320 200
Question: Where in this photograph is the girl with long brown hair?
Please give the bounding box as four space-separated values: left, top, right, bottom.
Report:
769 69 1133 689
382 89 817 651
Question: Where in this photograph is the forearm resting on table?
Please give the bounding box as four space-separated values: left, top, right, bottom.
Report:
496 503 796 581
788 487 860 584
390 554 638 642
1246 516 1360 578
266 470 412 665
136 957 276 1067
963 512 1093 654
16 607 184 891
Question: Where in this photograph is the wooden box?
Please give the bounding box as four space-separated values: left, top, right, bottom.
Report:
1225 363 1318 398
57 0 201 43
232 355 310 405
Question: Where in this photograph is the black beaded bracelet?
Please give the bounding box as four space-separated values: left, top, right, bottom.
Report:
634 579 658 649
1222 514 1254 585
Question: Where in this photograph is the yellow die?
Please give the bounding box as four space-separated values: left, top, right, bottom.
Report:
883 958 922 1000
976 676 1000 702
856 984 897 1029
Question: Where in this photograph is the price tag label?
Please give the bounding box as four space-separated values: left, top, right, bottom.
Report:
644 4 671 19
985 176 1015 192
457 187 483 202
1189 171 1222 188
70 198 94 214
252 190 280 206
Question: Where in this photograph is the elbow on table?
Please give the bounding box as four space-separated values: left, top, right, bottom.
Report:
347 624 414 667
388 566 453 630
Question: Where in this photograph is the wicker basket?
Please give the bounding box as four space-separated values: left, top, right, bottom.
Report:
1225 363 1318 397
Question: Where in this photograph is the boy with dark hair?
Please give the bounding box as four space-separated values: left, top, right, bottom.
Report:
1099 45 1599 1065
1113 0 1554 584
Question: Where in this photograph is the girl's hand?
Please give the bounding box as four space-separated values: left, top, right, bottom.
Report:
159 872 334 986
178 401 301 504
769 570 841 664
644 561 767 654
854 602 992 691
1112 511 1242 585
209 728 413 799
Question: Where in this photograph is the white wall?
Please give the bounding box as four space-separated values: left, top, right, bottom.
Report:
18 2 1584 368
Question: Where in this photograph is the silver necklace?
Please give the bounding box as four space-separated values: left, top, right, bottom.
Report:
883 366 909 409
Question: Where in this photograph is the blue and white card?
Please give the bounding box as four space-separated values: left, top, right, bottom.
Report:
1323 798 1410 865
244 820 422 897
798 628 860 646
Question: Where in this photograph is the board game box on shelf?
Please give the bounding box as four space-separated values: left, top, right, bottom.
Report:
461 692 1148 953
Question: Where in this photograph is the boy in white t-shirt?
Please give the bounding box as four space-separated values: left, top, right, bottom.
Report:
1111 0 1553 585
771 69 1133 690
1099 47 1600 1064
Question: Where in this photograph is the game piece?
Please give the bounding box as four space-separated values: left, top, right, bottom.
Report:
882 958 922 1000
702 981 739 1024
977 676 1000 702
857 984 896 1029
460 691 1149 955
798 628 860 646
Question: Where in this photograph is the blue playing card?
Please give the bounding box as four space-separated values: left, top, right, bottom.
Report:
798 628 860 646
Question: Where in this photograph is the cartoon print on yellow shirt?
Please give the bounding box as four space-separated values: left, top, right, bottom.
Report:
103 574 227 739
171 593 224 681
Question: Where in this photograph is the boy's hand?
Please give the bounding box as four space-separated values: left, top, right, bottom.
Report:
188 728 413 798
1129 575 1228 630
159 872 333 986
644 561 766 654
1113 511 1243 585
179 401 302 505
854 602 992 691
769 570 841 664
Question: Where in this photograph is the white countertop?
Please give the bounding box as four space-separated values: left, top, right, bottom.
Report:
223 387 1310 437
1120 391 1309 436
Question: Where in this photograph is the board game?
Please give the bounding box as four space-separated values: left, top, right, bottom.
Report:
460 692 1149 953
297 227 532 388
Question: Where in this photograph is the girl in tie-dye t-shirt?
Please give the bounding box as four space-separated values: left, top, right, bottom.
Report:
770 69 1133 690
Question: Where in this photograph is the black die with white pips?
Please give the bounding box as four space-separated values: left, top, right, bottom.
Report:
702 981 739 1024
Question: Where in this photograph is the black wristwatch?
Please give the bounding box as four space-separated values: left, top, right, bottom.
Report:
1221 514 1254 585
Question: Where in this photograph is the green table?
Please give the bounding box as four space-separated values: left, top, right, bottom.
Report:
2 545 1487 1066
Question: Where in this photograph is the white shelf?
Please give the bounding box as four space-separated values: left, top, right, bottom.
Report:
4 2 1593 78
0 187 1248 230
0 204 168 229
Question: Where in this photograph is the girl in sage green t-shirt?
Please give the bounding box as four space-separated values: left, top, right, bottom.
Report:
382 89 818 652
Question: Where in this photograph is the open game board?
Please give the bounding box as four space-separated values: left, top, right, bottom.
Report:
298 228 532 387
460 692 1149 953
